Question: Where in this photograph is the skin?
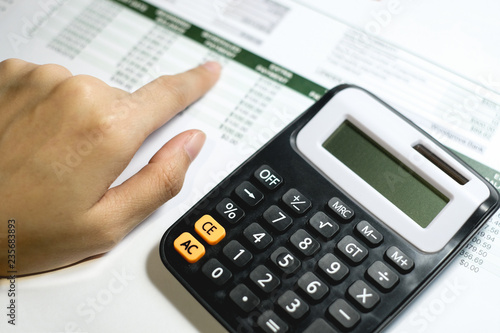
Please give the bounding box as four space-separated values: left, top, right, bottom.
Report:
0 58 221 276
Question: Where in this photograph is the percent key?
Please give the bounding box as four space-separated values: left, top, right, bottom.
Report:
216 198 245 224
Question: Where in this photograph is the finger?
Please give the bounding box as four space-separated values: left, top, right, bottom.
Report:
0 60 72 94
126 61 221 137
0 58 37 84
0 60 67 104
87 129 206 237
0 60 73 132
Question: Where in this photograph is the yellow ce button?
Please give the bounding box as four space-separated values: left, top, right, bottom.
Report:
195 215 226 245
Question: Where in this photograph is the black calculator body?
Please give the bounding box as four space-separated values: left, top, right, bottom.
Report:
160 85 499 332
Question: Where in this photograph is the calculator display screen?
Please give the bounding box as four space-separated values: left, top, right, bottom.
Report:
322 121 449 228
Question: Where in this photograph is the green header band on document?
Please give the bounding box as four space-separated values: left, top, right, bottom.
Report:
111 0 328 100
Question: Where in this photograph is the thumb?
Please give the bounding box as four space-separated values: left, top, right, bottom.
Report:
88 130 206 236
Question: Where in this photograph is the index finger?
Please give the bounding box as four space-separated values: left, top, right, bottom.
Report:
125 61 221 138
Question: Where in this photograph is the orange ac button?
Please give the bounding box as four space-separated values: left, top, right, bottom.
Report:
195 215 226 245
174 232 205 263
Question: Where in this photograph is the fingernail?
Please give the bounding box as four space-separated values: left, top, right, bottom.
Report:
201 61 221 73
184 131 206 161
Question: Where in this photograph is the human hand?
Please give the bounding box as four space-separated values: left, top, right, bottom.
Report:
0 58 221 276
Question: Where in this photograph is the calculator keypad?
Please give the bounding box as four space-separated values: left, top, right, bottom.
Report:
167 164 417 332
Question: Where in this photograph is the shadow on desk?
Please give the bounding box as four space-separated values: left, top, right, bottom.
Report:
146 244 227 333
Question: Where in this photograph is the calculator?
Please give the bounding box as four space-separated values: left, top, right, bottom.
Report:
159 85 499 332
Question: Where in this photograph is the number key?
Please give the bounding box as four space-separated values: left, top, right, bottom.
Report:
243 223 273 251
318 253 349 284
290 229 320 256
223 240 252 268
270 247 301 275
277 290 309 319
263 205 292 232
201 258 232 286
249 265 280 293
297 272 329 301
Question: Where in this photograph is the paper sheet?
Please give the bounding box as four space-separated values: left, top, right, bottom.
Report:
1 0 500 332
